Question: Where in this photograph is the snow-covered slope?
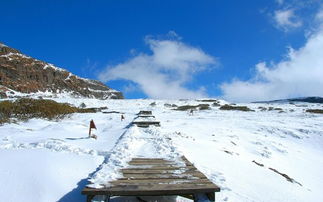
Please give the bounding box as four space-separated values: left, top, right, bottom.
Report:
0 98 322 202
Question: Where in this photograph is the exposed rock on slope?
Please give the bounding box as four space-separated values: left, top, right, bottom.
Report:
0 42 123 99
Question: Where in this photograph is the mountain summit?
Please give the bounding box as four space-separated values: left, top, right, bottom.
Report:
0 42 123 99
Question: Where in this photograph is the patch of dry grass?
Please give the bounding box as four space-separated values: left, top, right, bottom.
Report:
174 104 210 111
306 109 323 114
219 104 254 112
0 98 96 124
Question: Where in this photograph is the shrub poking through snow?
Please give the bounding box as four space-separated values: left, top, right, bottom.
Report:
164 103 178 108
79 102 87 108
198 104 210 110
197 99 221 106
174 104 210 111
306 109 323 114
219 104 254 112
212 102 221 107
258 106 284 112
268 107 283 111
0 98 96 123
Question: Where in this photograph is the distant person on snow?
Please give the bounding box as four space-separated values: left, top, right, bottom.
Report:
189 109 194 116
121 114 125 121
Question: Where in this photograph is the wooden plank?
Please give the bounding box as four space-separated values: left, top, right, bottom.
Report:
121 169 192 174
111 179 213 186
138 111 152 115
122 171 207 179
82 183 220 195
129 158 173 162
128 162 175 166
128 161 176 166
121 167 196 173
123 166 196 170
131 158 165 161
132 122 161 127
117 176 195 181
138 115 155 118
128 161 174 165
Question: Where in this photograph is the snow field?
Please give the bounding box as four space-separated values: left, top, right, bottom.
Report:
0 98 322 202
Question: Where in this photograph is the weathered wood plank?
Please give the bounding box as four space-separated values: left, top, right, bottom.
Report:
137 111 152 115
123 166 196 170
122 172 207 179
128 161 176 165
129 158 173 162
132 122 161 128
109 183 218 191
83 183 220 195
121 169 194 174
111 178 213 186
138 115 155 118
131 158 165 161
117 176 195 181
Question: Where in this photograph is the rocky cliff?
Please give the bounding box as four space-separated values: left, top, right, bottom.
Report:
0 42 123 99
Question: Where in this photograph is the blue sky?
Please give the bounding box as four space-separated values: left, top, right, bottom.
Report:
1 0 323 101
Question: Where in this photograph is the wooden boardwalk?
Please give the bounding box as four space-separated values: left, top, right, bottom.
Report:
82 156 220 201
132 121 160 127
132 111 160 127
137 110 153 116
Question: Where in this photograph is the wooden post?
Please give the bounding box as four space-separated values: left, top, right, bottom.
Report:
89 119 97 138
194 193 213 202
86 195 94 202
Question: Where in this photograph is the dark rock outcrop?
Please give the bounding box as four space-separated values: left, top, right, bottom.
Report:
0 42 123 99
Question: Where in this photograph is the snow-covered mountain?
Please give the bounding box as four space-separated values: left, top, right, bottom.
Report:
0 97 322 202
0 42 123 99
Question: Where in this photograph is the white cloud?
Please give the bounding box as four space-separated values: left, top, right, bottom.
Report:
273 9 302 31
276 0 284 5
221 26 323 102
98 34 216 99
316 7 323 22
123 83 140 94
